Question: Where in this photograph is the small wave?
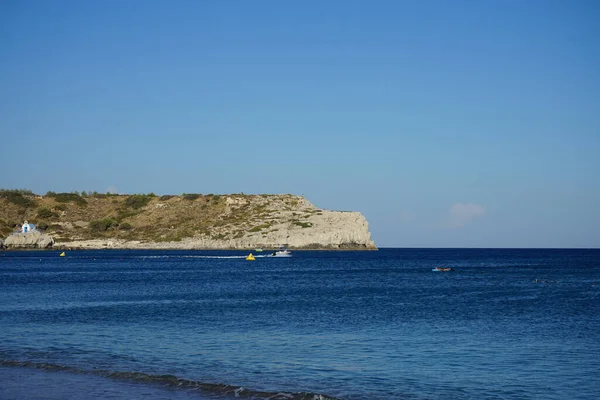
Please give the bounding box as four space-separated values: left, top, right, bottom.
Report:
0 359 339 400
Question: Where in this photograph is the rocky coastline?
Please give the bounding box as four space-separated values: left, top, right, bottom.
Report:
1 192 377 251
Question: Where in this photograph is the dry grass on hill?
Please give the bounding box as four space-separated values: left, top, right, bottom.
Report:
0 190 315 243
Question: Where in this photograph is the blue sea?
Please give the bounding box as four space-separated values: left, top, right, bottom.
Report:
1 248 599 400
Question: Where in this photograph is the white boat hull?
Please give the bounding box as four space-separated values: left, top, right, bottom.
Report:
271 250 292 257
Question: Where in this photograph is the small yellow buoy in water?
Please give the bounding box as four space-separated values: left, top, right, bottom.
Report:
59 252 65 257
246 253 255 261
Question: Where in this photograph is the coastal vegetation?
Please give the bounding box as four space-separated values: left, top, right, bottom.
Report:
124 194 154 209
89 218 119 232
36 207 57 219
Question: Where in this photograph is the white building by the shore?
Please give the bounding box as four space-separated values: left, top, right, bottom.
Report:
21 220 36 233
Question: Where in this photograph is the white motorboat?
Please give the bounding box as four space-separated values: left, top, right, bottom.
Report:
271 247 292 257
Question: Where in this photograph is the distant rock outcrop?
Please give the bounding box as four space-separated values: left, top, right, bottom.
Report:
4 231 54 249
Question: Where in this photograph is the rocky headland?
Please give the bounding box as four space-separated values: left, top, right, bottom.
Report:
0 190 376 250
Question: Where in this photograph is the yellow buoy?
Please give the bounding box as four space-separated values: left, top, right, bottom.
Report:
246 253 255 261
59 252 65 257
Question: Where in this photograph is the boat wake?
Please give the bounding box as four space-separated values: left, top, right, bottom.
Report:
140 255 264 259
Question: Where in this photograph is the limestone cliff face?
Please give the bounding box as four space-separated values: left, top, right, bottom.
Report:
241 210 375 249
4 231 55 249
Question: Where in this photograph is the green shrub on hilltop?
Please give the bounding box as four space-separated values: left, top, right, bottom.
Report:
183 193 200 201
125 194 152 209
3 189 34 196
47 192 87 206
203 194 221 203
0 189 36 208
159 195 175 201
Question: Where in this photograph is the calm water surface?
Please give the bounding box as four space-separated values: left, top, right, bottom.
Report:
1 248 599 399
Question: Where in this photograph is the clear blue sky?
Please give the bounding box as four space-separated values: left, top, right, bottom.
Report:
1 0 599 248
